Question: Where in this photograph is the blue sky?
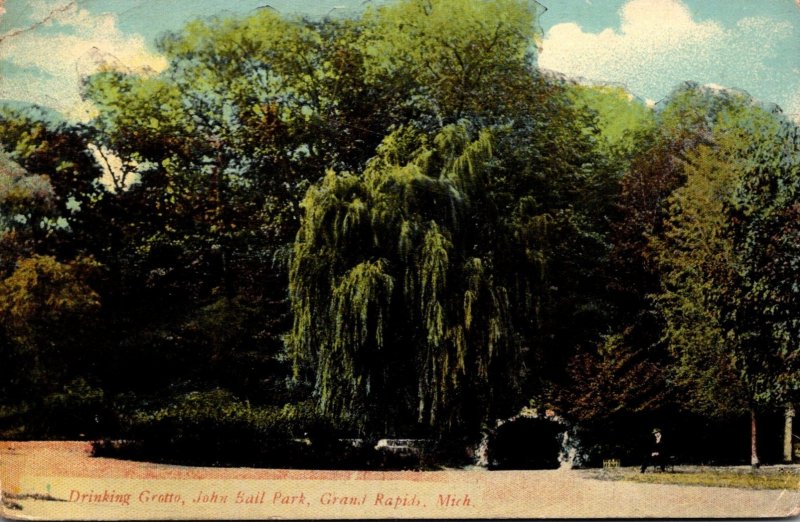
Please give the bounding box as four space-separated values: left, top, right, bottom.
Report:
1 0 799 120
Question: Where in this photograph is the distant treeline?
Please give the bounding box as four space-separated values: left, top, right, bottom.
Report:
1 0 798 468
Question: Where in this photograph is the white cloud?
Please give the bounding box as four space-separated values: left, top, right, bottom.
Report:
0 0 167 120
538 0 796 107
618 0 714 40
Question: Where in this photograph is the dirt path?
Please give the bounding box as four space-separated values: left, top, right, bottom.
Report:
3 442 800 519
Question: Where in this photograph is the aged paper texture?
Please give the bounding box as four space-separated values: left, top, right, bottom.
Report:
2 0 800 519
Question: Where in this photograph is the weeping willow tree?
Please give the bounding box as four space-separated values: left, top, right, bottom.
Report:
288 124 535 437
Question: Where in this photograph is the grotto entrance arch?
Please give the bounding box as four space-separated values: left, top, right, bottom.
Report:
476 408 575 470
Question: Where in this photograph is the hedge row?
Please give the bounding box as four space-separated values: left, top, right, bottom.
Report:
91 389 451 469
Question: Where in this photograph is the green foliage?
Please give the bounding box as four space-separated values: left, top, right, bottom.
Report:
620 466 800 491
76 0 605 446
724 117 800 403
0 255 100 345
289 124 522 436
0 151 55 258
2 0 798 469
0 105 104 253
652 85 800 446
0 255 103 399
654 142 747 415
0 151 53 211
97 389 313 466
362 0 541 125
567 84 655 157
97 390 432 469
0 378 109 440
128 389 301 437
79 8 412 382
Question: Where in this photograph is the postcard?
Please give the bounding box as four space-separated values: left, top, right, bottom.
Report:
2 0 800 519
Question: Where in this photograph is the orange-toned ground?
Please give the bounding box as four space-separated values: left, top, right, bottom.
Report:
1 441 448 483
2 441 800 519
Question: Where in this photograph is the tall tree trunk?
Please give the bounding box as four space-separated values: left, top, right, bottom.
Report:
784 403 795 463
750 408 760 468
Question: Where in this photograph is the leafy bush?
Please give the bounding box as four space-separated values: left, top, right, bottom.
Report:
92 389 434 469
0 379 111 439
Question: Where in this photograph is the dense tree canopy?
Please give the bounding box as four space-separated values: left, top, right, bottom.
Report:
1 0 799 467
651 87 800 465
288 125 525 436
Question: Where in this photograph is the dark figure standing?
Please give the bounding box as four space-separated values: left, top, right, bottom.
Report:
640 428 665 473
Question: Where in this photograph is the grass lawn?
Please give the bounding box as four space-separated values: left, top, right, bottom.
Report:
591 466 800 490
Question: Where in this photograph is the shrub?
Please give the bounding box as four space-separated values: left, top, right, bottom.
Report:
92 389 436 469
0 379 112 439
